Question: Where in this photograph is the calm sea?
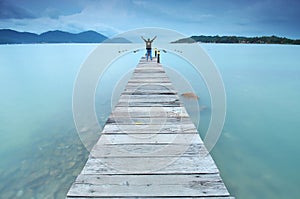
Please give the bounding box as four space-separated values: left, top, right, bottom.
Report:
0 43 299 198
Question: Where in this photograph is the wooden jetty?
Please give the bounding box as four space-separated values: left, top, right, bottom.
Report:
67 57 234 198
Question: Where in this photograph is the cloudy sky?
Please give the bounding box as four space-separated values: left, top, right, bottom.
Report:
1 0 300 38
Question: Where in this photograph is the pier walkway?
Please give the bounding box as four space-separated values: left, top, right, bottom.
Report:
67 57 234 198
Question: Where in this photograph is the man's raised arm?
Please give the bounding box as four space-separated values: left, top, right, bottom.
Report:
151 36 157 42
141 36 147 42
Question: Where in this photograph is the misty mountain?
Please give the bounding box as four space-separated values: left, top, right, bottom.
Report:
0 29 108 44
103 37 132 43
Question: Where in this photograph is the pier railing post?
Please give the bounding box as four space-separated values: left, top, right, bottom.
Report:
157 50 160 63
154 48 157 57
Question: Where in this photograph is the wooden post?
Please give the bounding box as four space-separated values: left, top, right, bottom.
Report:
157 50 160 63
154 48 157 57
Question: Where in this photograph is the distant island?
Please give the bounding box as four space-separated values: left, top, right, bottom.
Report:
173 35 300 45
0 29 108 44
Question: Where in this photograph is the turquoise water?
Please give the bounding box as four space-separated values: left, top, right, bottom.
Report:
0 44 96 198
204 44 300 199
164 44 300 198
0 44 299 198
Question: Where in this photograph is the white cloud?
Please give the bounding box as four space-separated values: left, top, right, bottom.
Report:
0 2 128 36
1 0 298 38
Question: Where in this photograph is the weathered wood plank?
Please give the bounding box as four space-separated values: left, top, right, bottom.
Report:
67 197 235 199
133 68 166 71
110 106 189 118
118 95 180 106
129 75 168 78
132 70 165 73
122 90 177 95
128 79 172 83
67 174 229 198
124 84 175 88
112 106 187 111
125 83 174 88
131 74 169 78
81 155 219 174
91 143 207 157
102 123 198 134
134 66 164 69
119 94 178 100
134 68 164 71
124 88 176 93
134 65 164 69
67 197 234 199
133 69 165 73
112 106 187 112
125 83 173 88
117 102 181 106
124 84 174 89
106 117 194 125
136 61 160 65
97 133 202 145
116 102 181 107
124 88 175 93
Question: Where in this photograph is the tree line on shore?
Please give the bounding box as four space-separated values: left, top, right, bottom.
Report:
174 35 300 45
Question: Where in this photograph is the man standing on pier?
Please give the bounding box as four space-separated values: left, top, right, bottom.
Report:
141 36 157 61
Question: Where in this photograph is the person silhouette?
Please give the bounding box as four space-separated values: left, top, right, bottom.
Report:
141 36 157 61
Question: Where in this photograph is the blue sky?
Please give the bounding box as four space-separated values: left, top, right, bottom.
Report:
1 0 300 38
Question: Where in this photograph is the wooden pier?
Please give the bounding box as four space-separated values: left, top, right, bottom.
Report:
67 57 234 198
